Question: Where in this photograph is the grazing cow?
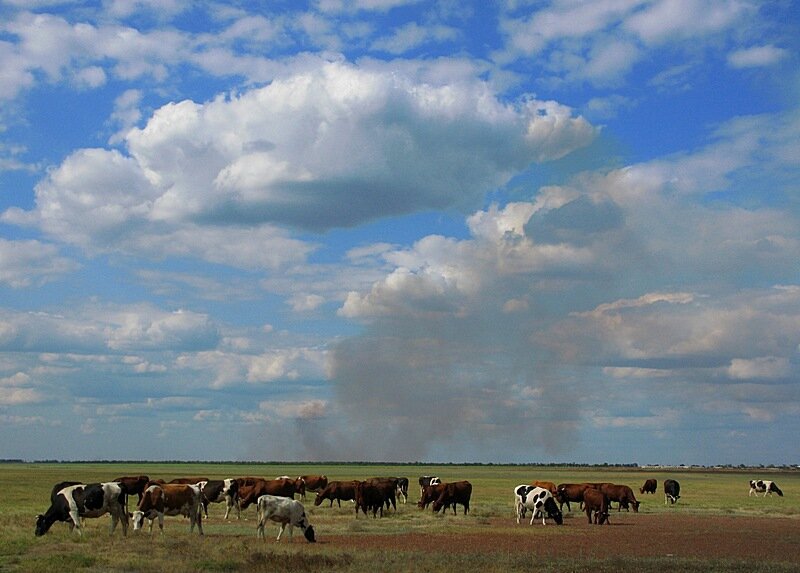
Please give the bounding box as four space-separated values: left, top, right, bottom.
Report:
664 479 681 505
113 475 150 510
418 475 440 497
599 483 640 512
583 488 610 525
131 484 204 535
418 483 448 510
530 480 558 495
314 480 359 508
749 480 784 497
522 486 563 525
35 482 128 537
355 481 389 518
238 478 301 511
432 481 472 515
514 485 535 523
639 479 657 494
199 479 239 519
555 483 593 512
299 475 328 499
256 495 316 543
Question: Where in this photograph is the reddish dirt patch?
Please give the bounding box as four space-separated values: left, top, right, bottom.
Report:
321 513 800 563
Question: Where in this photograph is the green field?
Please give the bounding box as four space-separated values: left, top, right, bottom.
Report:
2 463 798 572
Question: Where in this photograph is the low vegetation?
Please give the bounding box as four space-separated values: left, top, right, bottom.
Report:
1 463 798 572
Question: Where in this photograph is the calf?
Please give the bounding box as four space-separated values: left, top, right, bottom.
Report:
749 479 783 497
199 479 239 519
35 482 128 537
664 479 681 505
314 480 359 508
522 486 563 525
599 483 640 512
394 477 410 503
256 494 316 542
432 481 472 515
131 484 204 535
639 479 657 494
583 488 610 524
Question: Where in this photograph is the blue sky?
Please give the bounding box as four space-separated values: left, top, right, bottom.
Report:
1 0 798 465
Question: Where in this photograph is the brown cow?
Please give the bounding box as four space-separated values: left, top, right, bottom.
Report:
640 479 657 494
299 475 328 499
530 480 557 495
555 483 593 512
131 484 203 535
599 483 640 512
355 481 390 518
113 475 150 506
238 478 300 510
314 480 358 508
583 488 610 524
167 477 209 485
432 481 472 515
418 483 447 510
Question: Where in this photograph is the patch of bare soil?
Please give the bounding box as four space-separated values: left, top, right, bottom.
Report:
321 513 800 563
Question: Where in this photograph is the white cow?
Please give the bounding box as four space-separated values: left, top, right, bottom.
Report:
256 495 316 543
522 487 564 525
749 479 784 497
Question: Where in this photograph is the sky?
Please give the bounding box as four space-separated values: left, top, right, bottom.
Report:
0 0 798 466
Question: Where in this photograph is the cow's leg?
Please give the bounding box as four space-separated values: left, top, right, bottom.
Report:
157 512 164 535
276 523 286 541
68 510 83 537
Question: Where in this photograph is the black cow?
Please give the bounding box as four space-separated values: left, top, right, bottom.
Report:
664 479 681 505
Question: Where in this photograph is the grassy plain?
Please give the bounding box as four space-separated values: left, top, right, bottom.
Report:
1 462 798 572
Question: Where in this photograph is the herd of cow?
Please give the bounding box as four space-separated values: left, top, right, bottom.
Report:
33 473 785 542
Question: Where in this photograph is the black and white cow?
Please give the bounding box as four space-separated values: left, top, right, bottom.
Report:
35 482 128 537
664 479 681 505
521 486 563 525
749 480 784 497
199 479 239 519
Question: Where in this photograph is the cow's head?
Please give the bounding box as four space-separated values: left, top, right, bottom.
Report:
631 500 640 513
303 524 316 542
544 497 563 525
34 514 49 537
313 492 325 506
130 510 146 531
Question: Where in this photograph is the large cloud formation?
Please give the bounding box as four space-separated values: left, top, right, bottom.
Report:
4 59 596 270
